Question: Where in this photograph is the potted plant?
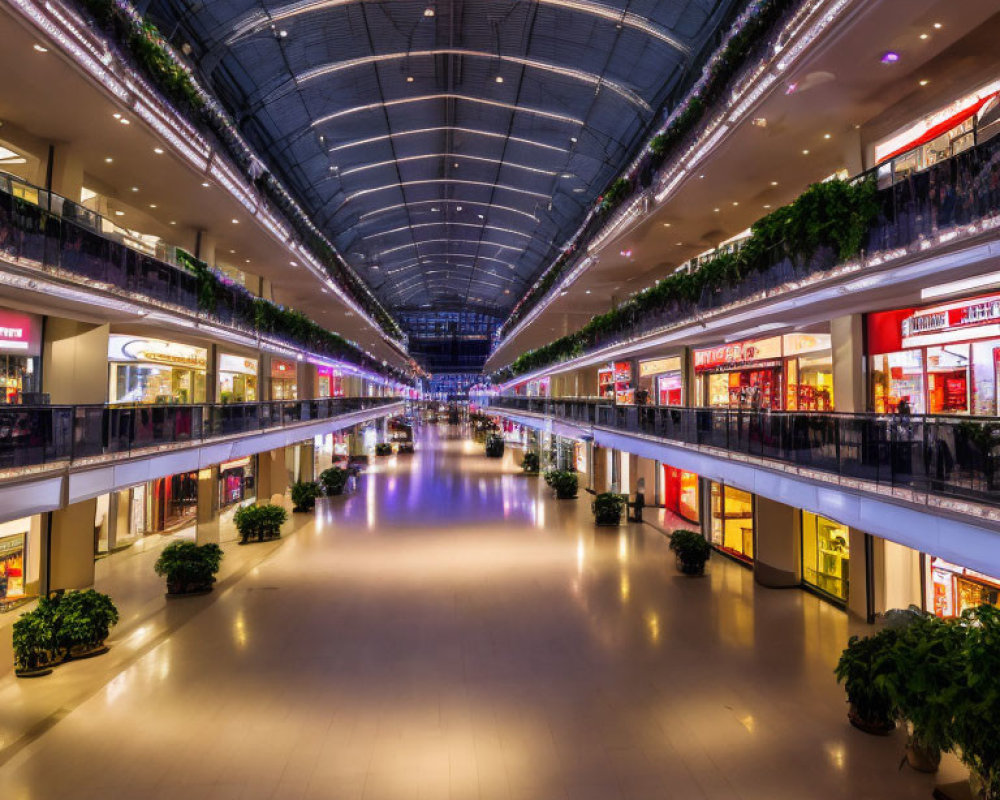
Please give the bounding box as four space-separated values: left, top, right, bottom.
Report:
319 466 349 496
592 492 626 526
485 434 505 458
521 451 540 474
668 529 712 575
398 442 415 454
12 607 59 677
952 604 1000 799
55 589 119 659
155 541 224 596
234 504 288 544
291 480 321 512
374 442 393 456
545 470 578 499
834 629 898 735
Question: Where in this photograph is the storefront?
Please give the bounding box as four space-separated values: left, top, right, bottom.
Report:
662 466 699 523
151 471 198 532
694 333 833 410
866 295 1000 415
525 377 550 397
269 358 297 400
108 335 207 404
927 557 1000 618
219 457 255 508
801 512 850 603
316 366 344 398
875 80 1000 186
598 361 634 404
0 310 41 404
218 353 258 403
638 356 684 406
0 515 40 607
708 482 754 563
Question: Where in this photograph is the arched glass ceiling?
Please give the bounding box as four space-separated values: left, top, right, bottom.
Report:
145 0 741 333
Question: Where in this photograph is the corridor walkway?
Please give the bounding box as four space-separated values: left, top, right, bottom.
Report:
0 426 962 798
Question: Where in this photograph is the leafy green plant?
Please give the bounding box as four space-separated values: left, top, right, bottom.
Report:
881 611 963 770
319 466 349 496
291 481 322 512
521 451 540 474
592 493 626 525
374 443 393 456
234 504 288 543
155 541 224 594
54 590 119 654
485 434 505 458
545 470 578 499
12 607 59 674
668 529 712 575
834 629 899 735
952 605 1000 797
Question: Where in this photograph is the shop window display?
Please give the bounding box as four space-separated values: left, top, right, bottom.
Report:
801 512 850 603
709 483 754 563
928 556 1000 618
663 466 699 523
108 336 207 404
871 350 925 414
218 354 258 403
219 458 255 508
0 530 26 603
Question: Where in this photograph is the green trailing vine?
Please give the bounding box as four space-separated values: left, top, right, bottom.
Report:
75 0 404 343
500 0 800 337
501 177 879 379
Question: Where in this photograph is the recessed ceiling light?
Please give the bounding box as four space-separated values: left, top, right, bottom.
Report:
823 133 831 139
120 118 130 125
504 289 510 294
406 76 414 83
32 44 48 53
169 221 176 225
453 162 459 168
881 51 900 64
114 210 124 216
289 261 298 266
131 186 139 192
153 147 164 154
770 181 778 186
919 79 929 86
279 29 288 38
732 201 739 206
201 182 210 187
573 187 585 193
919 33 929 40
113 113 122 120
229 249 236 254
675 242 683 246
713 207 720 212
802 149 810 155
495 76 504 83
570 136 578 143
245 259 251 264
933 22 942 29
431 207 439 211
477 214 484 219
456 205 462 211
423 7 435 16
149 203 157 208
104 157 113 163
585 289 591 294
231 219 239 224
662 223 671 227
763 204 772 209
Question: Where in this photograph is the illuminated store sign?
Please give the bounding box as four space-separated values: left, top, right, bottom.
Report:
0 310 41 356
639 356 682 377
107 335 207 369
897 294 1000 348
219 354 258 375
694 337 781 372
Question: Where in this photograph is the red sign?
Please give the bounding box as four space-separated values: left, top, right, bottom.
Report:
0 311 41 356
694 337 781 372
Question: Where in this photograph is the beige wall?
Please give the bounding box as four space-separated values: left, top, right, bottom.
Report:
196 466 220 545
48 499 98 591
42 318 110 404
256 447 291 502
832 314 865 413
869 536 923 617
753 496 801 588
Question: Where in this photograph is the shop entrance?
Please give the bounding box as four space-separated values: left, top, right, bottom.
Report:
709 483 754 563
153 472 198 532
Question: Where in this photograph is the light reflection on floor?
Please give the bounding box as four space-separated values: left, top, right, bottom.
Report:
0 425 962 798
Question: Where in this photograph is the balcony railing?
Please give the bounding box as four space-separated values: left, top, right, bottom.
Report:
0 396 401 471
492 397 1000 508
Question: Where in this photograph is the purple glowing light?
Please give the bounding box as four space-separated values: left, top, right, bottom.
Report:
881 51 900 64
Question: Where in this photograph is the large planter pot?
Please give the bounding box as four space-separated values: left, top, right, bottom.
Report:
675 555 706 576
166 581 213 597
595 512 621 526
555 489 578 500
15 664 54 678
905 738 941 773
847 704 895 736
69 641 110 660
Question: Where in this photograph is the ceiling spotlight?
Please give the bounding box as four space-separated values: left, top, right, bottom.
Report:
153 147 164 154
495 76 504 83
113 113 122 120
149 203 157 209
477 214 484 219
504 289 510 294
245 259 251 264
131 186 139 192
770 180 778 186
698 174 705 179
120 118 130 125
619 248 632 258
823 133 831 139
919 79 929 86
713 207 720 212
881 51 900 64
406 76 414 83
933 22 942 29
169 221 176 225
456 205 462 211
114 210 124 216
763 204 772 209
732 201 739 206
431 207 439 211
752 117 767 128
289 261 298 266
802 149 810 155
231 218 239 224
104 157 113 163
585 289 591 294
201 182 210 187
573 187 585 193
278 29 288 37
919 33 929 40
453 161 459 168
662 223 671 227
32 44 48 53
229 249 236 254
570 136 578 143
423 6 435 16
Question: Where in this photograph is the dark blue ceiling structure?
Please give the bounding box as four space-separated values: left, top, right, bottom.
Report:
145 0 740 352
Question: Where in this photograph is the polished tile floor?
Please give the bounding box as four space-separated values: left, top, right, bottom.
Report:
0 426 962 798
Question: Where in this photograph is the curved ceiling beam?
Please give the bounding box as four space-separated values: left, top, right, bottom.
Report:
368 222 537 240
344 178 552 203
388 253 523 271
376 239 527 258
312 94 583 128
330 126 570 156
224 0 690 54
267 50 649 112
341 153 559 178
357 199 539 223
